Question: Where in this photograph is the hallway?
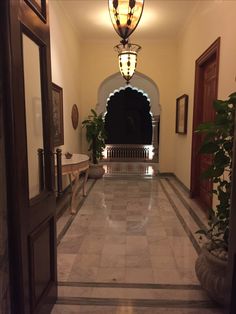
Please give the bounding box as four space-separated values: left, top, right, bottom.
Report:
52 174 223 313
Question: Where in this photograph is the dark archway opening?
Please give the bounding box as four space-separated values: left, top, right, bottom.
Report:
105 87 152 144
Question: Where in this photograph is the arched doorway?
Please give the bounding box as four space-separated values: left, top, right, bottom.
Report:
97 72 160 162
105 87 152 145
97 71 160 116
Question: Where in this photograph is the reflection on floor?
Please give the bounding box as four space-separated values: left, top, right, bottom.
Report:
103 161 158 177
53 166 224 314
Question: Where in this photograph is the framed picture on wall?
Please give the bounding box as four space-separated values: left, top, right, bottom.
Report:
52 83 64 146
175 94 188 134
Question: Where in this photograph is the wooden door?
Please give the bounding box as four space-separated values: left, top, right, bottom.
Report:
1 1 57 313
190 38 220 210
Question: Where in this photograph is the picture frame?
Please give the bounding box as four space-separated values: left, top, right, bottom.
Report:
71 104 79 130
175 94 188 134
52 83 64 146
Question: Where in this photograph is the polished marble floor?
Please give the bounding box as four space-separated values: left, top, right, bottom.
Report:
102 161 158 177
52 169 224 313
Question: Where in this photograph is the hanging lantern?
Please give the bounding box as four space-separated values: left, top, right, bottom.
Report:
114 42 141 84
108 0 145 44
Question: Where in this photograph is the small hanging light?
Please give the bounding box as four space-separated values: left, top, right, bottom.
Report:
114 42 141 84
108 0 145 44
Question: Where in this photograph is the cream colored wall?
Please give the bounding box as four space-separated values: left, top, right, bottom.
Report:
175 0 236 188
49 1 82 189
49 1 236 180
80 39 178 172
49 0 81 154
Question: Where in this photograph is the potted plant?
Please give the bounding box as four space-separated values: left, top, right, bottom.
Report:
194 92 236 305
82 109 106 179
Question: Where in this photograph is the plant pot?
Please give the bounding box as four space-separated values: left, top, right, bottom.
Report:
195 245 227 305
88 163 105 179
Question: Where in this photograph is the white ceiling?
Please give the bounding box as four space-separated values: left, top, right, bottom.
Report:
58 0 200 41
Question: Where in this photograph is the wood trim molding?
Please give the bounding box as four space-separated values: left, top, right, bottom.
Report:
190 37 221 199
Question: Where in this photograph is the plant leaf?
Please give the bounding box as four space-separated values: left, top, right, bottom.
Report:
199 142 218 154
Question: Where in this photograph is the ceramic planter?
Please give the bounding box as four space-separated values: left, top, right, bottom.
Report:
88 163 105 179
195 245 227 305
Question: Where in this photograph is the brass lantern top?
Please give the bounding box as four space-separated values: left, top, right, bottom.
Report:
108 0 145 44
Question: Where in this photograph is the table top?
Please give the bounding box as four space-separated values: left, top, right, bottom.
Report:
59 153 89 166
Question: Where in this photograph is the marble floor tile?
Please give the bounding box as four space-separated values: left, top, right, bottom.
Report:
78 237 104 254
126 254 152 268
55 174 223 313
126 214 146 221
153 267 183 284
147 232 168 243
109 213 127 221
125 267 154 283
150 254 177 269
107 221 127 234
67 265 98 282
126 221 146 235
148 243 173 256
126 235 148 247
57 215 70 236
57 254 77 281
96 267 126 282
66 225 88 237
104 235 126 244
58 286 92 298
74 253 101 268
100 253 126 267
57 235 84 254
102 243 126 256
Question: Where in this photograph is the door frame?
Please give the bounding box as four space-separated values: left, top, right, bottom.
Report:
0 1 57 313
1 4 25 310
190 37 221 204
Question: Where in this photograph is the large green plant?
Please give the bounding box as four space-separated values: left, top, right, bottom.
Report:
82 109 106 164
196 92 236 252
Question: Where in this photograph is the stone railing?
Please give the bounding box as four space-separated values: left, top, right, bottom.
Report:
103 144 154 162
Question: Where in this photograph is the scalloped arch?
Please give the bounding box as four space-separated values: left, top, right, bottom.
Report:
96 71 160 116
106 85 151 109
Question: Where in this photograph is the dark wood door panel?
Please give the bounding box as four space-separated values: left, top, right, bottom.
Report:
24 0 47 23
29 216 56 312
191 38 220 210
2 1 57 313
198 57 216 208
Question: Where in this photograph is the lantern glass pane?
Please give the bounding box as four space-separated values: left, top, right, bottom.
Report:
108 0 144 40
119 52 137 81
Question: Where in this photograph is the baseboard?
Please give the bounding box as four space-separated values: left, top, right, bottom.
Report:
172 175 190 194
157 172 190 194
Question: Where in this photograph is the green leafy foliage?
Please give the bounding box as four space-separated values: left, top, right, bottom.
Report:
196 94 236 252
82 109 106 164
